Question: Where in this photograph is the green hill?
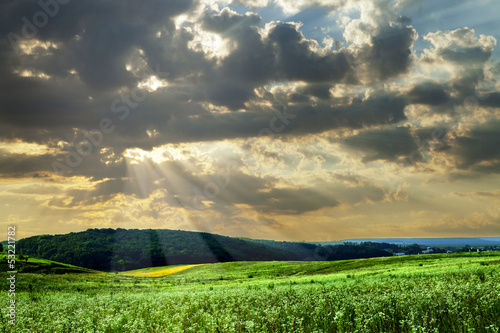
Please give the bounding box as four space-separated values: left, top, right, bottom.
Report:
16 228 392 271
17 228 296 271
0 254 97 275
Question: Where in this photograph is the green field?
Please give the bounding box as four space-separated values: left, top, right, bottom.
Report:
1 252 499 332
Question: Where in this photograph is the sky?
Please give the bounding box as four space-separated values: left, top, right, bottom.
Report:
1 0 500 242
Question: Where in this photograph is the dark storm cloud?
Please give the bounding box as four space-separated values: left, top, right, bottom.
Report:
0 76 101 141
155 93 408 143
449 67 488 100
266 22 352 83
0 0 205 146
197 159 383 211
440 46 492 66
3 0 196 89
200 14 352 109
0 1 415 148
0 151 57 178
166 160 340 214
356 25 417 82
286 83 332 102
201 8 274 92
1 0 499 187
0 147 129 181
302 84 332 100
452 120 500 170
298 95 408 134
208 172 340 215
0 3 356 145
425 117 500 180
205 32 271 107
47 177 126 208
343 126 420 163
198 10 419 108
254 188 339 214
472 163 500 175
408 82 450 106
481 92 500 108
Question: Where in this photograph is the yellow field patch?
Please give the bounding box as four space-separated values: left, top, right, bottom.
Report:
119 264 204 278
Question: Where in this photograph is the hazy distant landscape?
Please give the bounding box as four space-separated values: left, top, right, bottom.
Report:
325 237 500 248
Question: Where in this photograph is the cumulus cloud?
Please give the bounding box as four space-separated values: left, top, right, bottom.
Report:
0 152 59 178
450 119 500 170
420 27 497 97
0 1 416 151
265 22 352 83
408 81 450 106
347 24 417 82
343 126 421 163
423 28 496 64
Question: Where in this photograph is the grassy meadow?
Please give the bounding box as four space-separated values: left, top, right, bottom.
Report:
1 252 499 332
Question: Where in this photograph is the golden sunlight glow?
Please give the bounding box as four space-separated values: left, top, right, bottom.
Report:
13 69 52 80
123 148 149 164
123 146 186 165
150 146 182 162
175 14 188 29
200 102 233 114
146 129 159 138
17 39 60 55
188 29 235 60
137 75 168 92
0 141 53 155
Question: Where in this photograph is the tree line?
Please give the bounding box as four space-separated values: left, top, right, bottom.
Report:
18 228 399 271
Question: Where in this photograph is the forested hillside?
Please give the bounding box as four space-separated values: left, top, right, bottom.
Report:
17 228 393 271
18 229 295 271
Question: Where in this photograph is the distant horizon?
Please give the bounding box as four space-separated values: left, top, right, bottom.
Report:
7 226 500 244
